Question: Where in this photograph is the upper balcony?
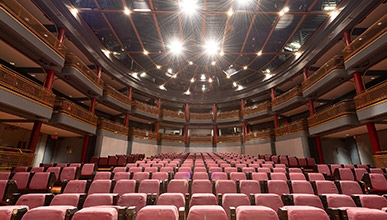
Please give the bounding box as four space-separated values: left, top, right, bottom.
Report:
272 86 305 113
342 14 387 70
129 128 157 142
217 110 240 123
99 85 131 112
302 56 350 98
189 112 213 124
275 119 309 138
160 133 185 145
50 98 97 135
189 135 213 145
244 101 272 120
217 134 241 144
0 0 66 72
354 80 387 122
245 129 274 144
97 118 128 140
60 54 104 98
161 109 185 123
308 100 359 136
0 64 55 119
131 100 159 120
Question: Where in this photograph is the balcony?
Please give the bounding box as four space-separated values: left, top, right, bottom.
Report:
354 80 387 121
60 54 104 97
0 64 55 119
217 134 241 144
131 100 159 119
0 0 66 72
189 135 213 145
272 87 305 113
50 98 97 135
97 118 128 139
99 85 131 112
217 110 240 123
129 128 157 142
0 146 35 168
160 133 185 144
244 101 272 120
308 100 359 136
161 109 185 123
342 14 387 70
275 119 308 138
189 112 213 124
302 56 349 98
245 129 274 143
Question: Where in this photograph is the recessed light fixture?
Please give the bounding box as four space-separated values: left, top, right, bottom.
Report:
70 8 78 15
204 39 219 55
201 74 206 80
159 85 166 90
124 8 131 15
208 78 213 83
143 50 149 55
189 61 193 65
140 72 146 77
211 61 216 65
190 78 195 83
168 39 183 54
180 0 198 15
219 51 224 56
227 9 233 16
257 51 262 56
156 65 161 69
185 89 191 95
243 66 248 70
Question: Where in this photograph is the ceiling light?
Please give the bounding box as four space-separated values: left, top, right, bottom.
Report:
201 74 206 80
156 65 161 69
208 78 213 83
102 49 111 57
132 72 138 78
143 50 149 55
283 7 289 12
168 68 173 73
219 51 224 56
322 0 337 11
236 85 244 91
330 10 339 18
124 8 131 15
9 61 15 65
204 39 219 55
140 72 146 77
233 82 237 87
133 8 151 12
295 51 301 58
70 8 78 16
243 66 248 70
180 0 198 15
227 9 233 16
257 51 262 56
226 75 231 79
185 90 191 95
168 39 183 54
279 10 285 16
159 85 166 90
190 78 195 83
202 85 206 91
172 74 177 78
211 61 216 65
189 61 193 65
238 0 250 6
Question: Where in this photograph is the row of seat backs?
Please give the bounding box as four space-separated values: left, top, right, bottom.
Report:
315 163 371 177
1 172 56 193
15 163 96 179
89 154 145 167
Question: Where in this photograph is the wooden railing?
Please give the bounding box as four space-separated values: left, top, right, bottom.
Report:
217 110 240 120
272 86 303 107
53 98 97 126
131 100 159 117
161 109 185 120
308 100 356 128
0 146 35 168
161 133 184 143
246 129 274 142
190 112 213 121
189 135 213 144
218 134 241 143
98 118 128 136
129 128 157 141
0 0 67 58
354 80 387 111
275 119 308 137
302 55 345 90
342 14 387 61
0 64 55 108
103 85 131 106
244 101 271 117
64 54 104 89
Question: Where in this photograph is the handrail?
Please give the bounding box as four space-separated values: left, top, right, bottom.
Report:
302 55 345 90
98 118 128 136
342 14 387 61
53 98 97 125
275 119 308 137
103 85 131 106
0 0 67 58
0 146 35 167
246 129 274 141
161 109 185 120
354 80 387 110
131 100 159 116
272 86 303 107
244 101 271 116
0 64 55 107
64 54 104 89
308 100 356 127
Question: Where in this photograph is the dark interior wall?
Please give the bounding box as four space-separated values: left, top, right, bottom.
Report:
321 137 360 164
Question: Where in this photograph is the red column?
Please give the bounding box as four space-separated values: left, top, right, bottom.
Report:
184 124 189 145
240 99 245 119
124 87 132 126
271 88 279 128
213 125 218 145
242 122 247 143
343 30 381 154
185 103 189 121
155 98 161 141
212 104 217 145
213 104 217 122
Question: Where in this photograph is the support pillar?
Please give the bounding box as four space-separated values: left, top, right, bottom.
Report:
271 88 279 128
184 124 189 145
213 104 217 146
242 122 247 143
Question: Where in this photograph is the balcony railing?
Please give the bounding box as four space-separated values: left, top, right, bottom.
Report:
129 128 157 141
354 80 387 111
0 0 67 58
103 85 131 106
98 118 128 136
342 14 387 61
0 146 35 168
161 133 185 143
64 54 104 89
217 110 240 120
0 64 55 107
246 129 274 142
218 134 241 143
189 135 213 144
161 109 185 120
53 98 97 126
244 101 271 117
302 56 345 90
190 112 213 121
308 100 356 128
272 86 303 108
131 100 159 117
275 119 308 137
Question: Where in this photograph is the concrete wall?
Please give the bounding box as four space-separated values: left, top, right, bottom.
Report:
95 135 128 157
131 140 158 157
275 136 310 158
216 145 241 153
245 143 272 156
52 137 84 163
321 137 360 165
355 129 387 166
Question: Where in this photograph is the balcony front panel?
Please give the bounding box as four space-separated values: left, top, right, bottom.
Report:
99 85 131 112
343 14 387 70
272 87 305 113
160 133 185 145
50 99 97 135
355 80 387 121
302 56 349 98
217 110 240 123
97 118 128 140
129 128 157 142
217 135 241 144
131 100 159 119
308 101 359 136
0 0 66 72
189 135 213 145
189 113 213 124
0 65 54 119
60 54 104 98
161 109 185 123
275 119 309 138
245 129 274 144
244 101 272 120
